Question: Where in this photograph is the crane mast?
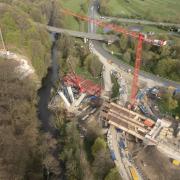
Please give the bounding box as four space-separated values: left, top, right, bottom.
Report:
131 34 144 105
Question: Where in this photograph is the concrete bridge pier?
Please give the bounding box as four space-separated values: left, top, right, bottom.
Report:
58 91 71 109
84 37 88 43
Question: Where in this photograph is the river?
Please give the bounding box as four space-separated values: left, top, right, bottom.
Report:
37 33 59 134
37 32 63 179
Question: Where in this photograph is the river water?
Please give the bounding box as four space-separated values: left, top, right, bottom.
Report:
37 33 63 179
37 33 59 134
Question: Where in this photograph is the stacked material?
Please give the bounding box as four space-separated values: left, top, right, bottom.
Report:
159 127 174 139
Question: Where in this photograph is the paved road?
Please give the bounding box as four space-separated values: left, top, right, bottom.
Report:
90 42 113 92
88 2 113 92
89 1 180 89
103 16 180 28
45 25 118 42
108 126 130 180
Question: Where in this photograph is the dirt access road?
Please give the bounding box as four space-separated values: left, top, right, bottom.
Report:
134 146 180 180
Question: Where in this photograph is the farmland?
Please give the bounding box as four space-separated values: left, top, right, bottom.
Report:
61 0 89 31
101 0 180 23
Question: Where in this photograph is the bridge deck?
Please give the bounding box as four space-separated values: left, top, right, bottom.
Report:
100 102 154 139
46 25 118 42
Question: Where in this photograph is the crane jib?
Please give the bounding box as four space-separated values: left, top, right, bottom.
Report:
61 8 166 105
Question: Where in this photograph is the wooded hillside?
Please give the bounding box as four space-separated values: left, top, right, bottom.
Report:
0 0 63 79
0 58 43 179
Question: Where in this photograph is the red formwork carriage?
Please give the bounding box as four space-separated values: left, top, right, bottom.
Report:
63 73 102 96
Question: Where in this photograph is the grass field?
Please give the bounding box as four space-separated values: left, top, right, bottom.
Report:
61 0 89 31
105 0 180 23
76 67 101 84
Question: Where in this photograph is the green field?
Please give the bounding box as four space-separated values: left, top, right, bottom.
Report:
61 0 89 31
104 0 180 23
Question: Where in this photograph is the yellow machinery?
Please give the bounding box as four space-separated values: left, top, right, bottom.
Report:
172 159 180 166
129 166 139 180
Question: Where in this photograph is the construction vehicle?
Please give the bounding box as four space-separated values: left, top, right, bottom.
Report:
139 104 149 115
118 139 125 149
143 119 155 127
172 159 180 166
110 150 116 161
61 8 167 106
129 166 139 180
149 87 160 97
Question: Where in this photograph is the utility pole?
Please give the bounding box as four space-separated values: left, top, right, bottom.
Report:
0 28 6 51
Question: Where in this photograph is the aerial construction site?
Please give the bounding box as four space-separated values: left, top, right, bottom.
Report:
0 0 180 179
47 3 180 180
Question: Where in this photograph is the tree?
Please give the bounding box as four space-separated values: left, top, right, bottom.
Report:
159 45 171 58
172 45 180 59
92 150 114 180
40 133 61 177
0 59 43 179
142 51 157 71
111 75 120 98
80 2 87 13
84 54 102 77
160 90 178 113
123 49 131 63
43 154 60 177
91 136 114 180
155 58 180 81
99 0 112 16
57 34 74 59
119 35 128 52
91 137 106 157
59 122 83 180
105 168 121 180
76 42 89 67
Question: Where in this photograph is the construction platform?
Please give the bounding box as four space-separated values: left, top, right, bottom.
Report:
63 73 102 96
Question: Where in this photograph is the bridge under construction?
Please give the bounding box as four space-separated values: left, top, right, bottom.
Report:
45 25 118 43
100 102 156 142
99 101 180 160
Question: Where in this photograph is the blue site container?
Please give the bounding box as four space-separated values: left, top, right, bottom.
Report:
118 140 125 149
89 96 97 100
110 150 116 161
116 128 123 133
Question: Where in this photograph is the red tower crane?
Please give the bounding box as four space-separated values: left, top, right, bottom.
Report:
61 8 167 105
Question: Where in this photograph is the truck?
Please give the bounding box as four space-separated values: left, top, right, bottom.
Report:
118 139 125 149
149 87 159 97
139 104 149 115
110 150 116 161
129 166 139 180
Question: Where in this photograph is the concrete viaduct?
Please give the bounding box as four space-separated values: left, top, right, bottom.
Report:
45 25 118 43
